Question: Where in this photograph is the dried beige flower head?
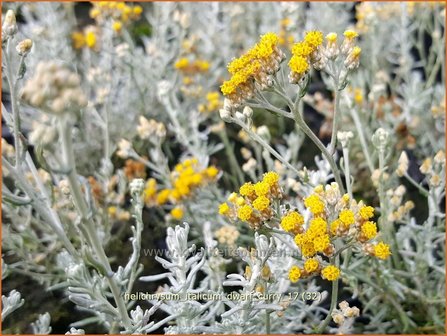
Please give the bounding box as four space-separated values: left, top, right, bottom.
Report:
21 62 87 114
242 158 257 172
116 139 133 159
434 150 445 165
136 116 166 141
16 39 33 56
2 10 18 38
337 131 354 147
419 158 432 174
215 225 240 246
396 151 409 177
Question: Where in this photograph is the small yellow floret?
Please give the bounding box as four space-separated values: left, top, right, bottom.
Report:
260 32 279 45
263 171 279 187
330 219 342 235
300 240 316 258
359 205 375 220
291 41 314 57
326 32 338 43
85 31 96 48
304 30 323 47
220 80 237 96
112 21 122 32
108 206 117 216
72 32 86 49
374 241 391 260
308 217 327 236
204 166 219 178
175 58 189 70
170 207 184 220
144 178 157 199
252 196 270 211
314 184 324 194
90 8 100 19
237 205 253 222
344 30 359 39
228 192 238 203
254 181 270 196
339 209 355 226
351 46 362 58
321 265 340 281
288 55 309 74
304 258 319 273
219 202 230 215
195 59 210 72
288 265 301 283
313 234 330 252
304 194 325 215
156 189 171 205
361 221 377 240
133 5 143 15
280 211 304 232
239 182 255 197
294 233 306 247
236 197 245 206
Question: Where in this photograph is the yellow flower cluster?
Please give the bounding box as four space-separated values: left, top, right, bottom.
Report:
71 27 98 50
288 31 323 83
198 91 222 114
287 28 361 79
174 58 210 74
144 158 219 220
289 260 339 283
295 217 332 257
72 2 142 48
287 182 391 283
221 33 285 106
90 2 143 30
218 171 282 230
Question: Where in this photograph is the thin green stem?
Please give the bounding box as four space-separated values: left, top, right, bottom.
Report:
59 118 132 329
248 102 293 119
4 39 22 170
265 310 270 334
218 127 245 186
329 77 341 154
292 109 345 194
348 104 374 173
378 150 401 268
316 255 340 333
2 157 78 257
342 146 352 198
403 173 429 197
